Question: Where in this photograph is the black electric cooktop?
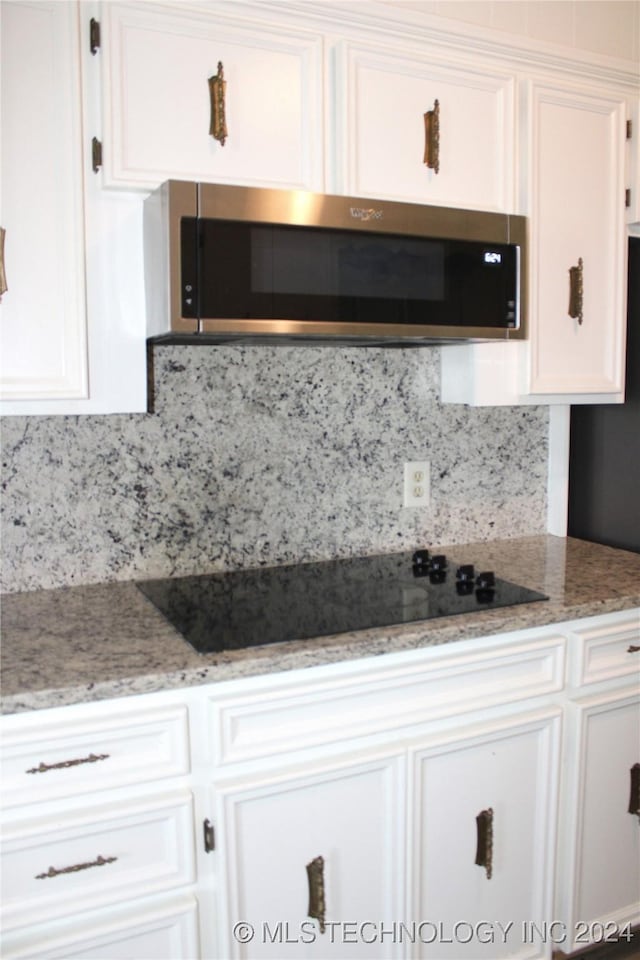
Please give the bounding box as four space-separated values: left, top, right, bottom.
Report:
137 549 548 655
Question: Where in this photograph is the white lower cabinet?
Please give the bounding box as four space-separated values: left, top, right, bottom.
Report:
215 753 405 959
554 610 640 955
0 693 198 960
557 689 640 953
207 629 566 960
2 609 639 959
411 710 561 960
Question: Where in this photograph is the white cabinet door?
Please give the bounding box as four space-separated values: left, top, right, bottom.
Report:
558 689 640 952
100 1 323 192
216 753 405 959
0 0 88 402
411 710 561 959
527 82 628 397
335 42 515 212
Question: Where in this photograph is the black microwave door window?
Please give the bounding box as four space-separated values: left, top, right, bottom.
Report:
194 220 516 328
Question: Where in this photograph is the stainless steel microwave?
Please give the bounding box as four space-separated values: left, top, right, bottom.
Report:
144 181 527 345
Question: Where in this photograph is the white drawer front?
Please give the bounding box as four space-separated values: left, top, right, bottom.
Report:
568 611 640 688
210 635 566 765
1 792 195 930
1 705 190 807
0 895 200 959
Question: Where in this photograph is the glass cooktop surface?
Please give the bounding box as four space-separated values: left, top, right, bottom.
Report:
137 550 548 654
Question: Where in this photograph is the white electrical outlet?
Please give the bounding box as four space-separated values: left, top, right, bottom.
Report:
403 460 430 508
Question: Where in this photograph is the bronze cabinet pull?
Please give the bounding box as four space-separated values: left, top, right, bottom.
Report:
475 807 494 879
0 226 7 301
627 644 640 653
423 99 440 173
208 61 227 146
568 257 584 324
35 854 117 880
306 855 326 933
26 752 109 774
629 763 640 818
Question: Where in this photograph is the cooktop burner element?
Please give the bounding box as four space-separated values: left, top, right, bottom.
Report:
137 549 548 655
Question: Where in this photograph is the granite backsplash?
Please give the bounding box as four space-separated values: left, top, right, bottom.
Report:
1 345 549 594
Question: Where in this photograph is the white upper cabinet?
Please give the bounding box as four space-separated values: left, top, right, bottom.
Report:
0 1 148 416
0 1 88 403
334 41 516 211
100 2 324 192
527 81 628 397
441 77 633 406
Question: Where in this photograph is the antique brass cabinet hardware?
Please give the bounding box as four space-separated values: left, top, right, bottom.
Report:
89 17 100 55
629 763 640 819
423 99 440 173
628 644 640 653
568 257 584 324
0 227 7 301
92 137 103 173
208 62 227 146
35 854 117 880
26 752 109 774
475 807 494 879
203 819 215 853
306 855 326 933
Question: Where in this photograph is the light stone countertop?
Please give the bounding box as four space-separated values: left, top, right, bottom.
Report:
2 536 639 715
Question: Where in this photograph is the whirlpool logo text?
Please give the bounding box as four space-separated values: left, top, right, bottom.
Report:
349 207 384 222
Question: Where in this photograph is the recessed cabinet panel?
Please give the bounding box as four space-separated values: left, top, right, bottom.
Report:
412 711 561 959
0 896 200 960
217 755 405 959
528 84 627 395
1 792 195 931
1 704 190 808
0 1 88 401
101 2 323 191
337 44 515 211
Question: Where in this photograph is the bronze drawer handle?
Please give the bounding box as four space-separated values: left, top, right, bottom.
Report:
629 763 640 818
568 257 584 324
306 855 326 933
35 854 117 880
208 61 227 146
627 644 640 654
475 807 493 879
423 99 440 173
26 752 109 774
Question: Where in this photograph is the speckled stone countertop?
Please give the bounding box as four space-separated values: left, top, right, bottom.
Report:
2 536 639 715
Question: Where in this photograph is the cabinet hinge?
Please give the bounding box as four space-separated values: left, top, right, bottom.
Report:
203 818 215 853
625 188 632 208
91 137 103 173
626 119 632 140
89 18 101 55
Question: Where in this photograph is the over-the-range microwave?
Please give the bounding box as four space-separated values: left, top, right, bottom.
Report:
144 180 527 346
